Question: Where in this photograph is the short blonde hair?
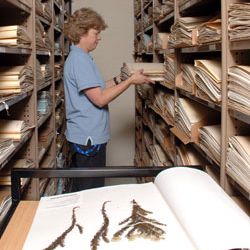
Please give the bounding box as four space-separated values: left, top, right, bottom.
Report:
64 8 107 44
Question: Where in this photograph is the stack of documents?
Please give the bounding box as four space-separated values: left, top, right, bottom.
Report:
228 65 250 115
121 62 165 82
39 127 54 148
36 19 46 50
0 25 31 48
153 1 174 22
35 0 43 17
197 18 221 44
0 186 11 224
153 90 175 125
0 158 34 185
150 143 171 167
177 63 196 93
0 65 33 95
169 17 210 48
0 139 15 164
36 59 44 86
136 84 154 100
194 59 222 103
0 119 32 141
199 125 221 164
229 3 250 41
42 1 52 22
41 64 53 84
54 63 63 79
172 97 214 143
154 32 169 51
227 136 250 193
176 144 204 165
163 54 175 88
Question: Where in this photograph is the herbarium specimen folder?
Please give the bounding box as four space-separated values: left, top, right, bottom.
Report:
23 167 250 250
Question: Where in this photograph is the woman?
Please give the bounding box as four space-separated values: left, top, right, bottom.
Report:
64 8 154 191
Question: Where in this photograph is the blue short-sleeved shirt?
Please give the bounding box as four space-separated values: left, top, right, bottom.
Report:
63 45 110 145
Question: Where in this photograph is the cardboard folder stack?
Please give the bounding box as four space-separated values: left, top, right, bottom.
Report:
171 97 214 144
0 139 15 164
227 136 250 193
0 65 33 95
228 65 250 115
229 3 250 41
154 33 170 50
199 124 221 164
194 59 222 103
197 18 221 44
121 62 165 82
0 25 31 48
169 16 210 48
0 119 32 141
153 1 174 22
163 54 175 89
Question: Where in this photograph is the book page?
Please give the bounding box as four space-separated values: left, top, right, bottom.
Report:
23 183 196 250
155 167 250 250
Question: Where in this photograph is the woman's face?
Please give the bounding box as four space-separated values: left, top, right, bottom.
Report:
80 28 101 52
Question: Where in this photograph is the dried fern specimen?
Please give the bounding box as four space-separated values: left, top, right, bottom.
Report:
43 206 83 250
91 201 111 250
112 199 166 242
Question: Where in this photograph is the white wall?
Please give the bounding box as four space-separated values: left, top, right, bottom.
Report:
72 0 135 166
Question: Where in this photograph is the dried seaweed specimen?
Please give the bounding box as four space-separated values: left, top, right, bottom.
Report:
112 199 166 242
43 206 83 250
91 201 111 250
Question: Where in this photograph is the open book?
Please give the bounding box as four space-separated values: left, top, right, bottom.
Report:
23 167 250 250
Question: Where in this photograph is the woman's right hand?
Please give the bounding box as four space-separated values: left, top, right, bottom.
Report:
129 69 155 85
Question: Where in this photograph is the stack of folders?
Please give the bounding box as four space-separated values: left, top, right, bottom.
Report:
154 119 175 162
0 25 31 48
36 59 44 86
197 18 221 44
121 62 165 82
55 106 64 128
199 125 221 164
228 65 250 115
0 65 33 95
35 0 44 17
227 136 250 193
154 33 170 51
176 144 204 166
0 139 15 164
0 119 32 141
177 63 196 94
173 97 214 143
41 64 53 84
153 1 174 22
0 186 11 224
54 63 63 79
229 3 250 41
194 59 222 103
164 54 175 89
154 90 175 125
35 19 46 51
42 1 53 22
150 143 171 167
0 158 34 186
169 16 210 48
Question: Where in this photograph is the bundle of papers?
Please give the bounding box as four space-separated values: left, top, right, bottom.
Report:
0 119 32 141
176 144 204 165
197 18 221 44
172 97 214 143
154 33 170 50
153 90 174 126
199 125 221 164
0 186 11 224
163 54 175 89
0 159 34 185
229 3 250 41
0 138 15 164
0 65 33 95
178 63 196 93
153 1 174 22
194 59 222 103
42 2 52 22
150 143 171 167
121 62 165 82
0 25 31 48
227 136 250 193
169 16 210 48
228 65 250 115
35 0 43 17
